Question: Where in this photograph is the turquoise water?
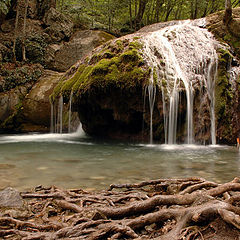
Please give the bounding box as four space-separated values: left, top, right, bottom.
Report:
0 131 239 191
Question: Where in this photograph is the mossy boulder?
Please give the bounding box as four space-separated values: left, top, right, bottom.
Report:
51 37 160 139
207 8 240 58
214 48 240 144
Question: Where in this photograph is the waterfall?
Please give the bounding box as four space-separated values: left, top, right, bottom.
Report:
148 84 156 144
141 19 219 144
50 102 54 133
68 91 73 133
58 95 63 134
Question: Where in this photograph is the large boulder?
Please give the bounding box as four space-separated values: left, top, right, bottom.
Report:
21 70 63 132
45 30 115 72
0 86 28 132
50 37 153 140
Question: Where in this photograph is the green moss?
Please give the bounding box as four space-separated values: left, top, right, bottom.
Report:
72 66 93 93
133 36 141 40
153 67 158 85
217 48 233 63
98 31 115 44
215 49 234 140
49 77 65 103
120 49 142 63
102 50 115 59
52 37 150 101
115 40 124 50
129 41 143 50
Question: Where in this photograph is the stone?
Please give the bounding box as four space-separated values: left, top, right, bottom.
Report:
45 30 115 72
43 7 74 42
0 19 15 33
0 188 24 208
0 43 9 62
21 70 63 131
0 88 25 123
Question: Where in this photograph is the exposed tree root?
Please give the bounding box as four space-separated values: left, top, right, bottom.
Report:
1 178 240 239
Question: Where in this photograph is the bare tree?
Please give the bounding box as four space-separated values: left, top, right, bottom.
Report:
223 0 232 24
12 0 29 62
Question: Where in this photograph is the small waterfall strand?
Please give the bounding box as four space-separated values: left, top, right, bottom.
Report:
68 91 73 133
50 95 64 134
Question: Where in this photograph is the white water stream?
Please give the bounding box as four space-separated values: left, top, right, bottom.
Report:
142 19 219 144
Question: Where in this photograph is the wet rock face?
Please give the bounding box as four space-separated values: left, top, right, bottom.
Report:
76 85 147 140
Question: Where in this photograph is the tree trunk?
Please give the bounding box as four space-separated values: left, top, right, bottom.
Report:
22 0 28 62
136 0 148 29
223 0 232 24
12 0 20 63
12 0 28 62
129 0 133 30
134 0 137 31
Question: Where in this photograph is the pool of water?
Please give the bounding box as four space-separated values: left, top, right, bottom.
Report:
0 130 239 191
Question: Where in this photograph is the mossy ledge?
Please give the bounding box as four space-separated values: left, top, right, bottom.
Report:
50 38 150 103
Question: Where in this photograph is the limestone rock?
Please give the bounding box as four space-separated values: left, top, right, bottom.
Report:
0 188 24 208
22 70 63 131
0 86 27 124
45 30 115 72
43 7 74 42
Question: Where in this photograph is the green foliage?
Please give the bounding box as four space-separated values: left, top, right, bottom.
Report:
56 0 240 34
0 64 42 92
0 0 11 15
15 34 48 65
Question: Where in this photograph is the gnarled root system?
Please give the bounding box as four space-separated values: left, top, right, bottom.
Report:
1 177 240 239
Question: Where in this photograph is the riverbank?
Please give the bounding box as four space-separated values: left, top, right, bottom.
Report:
1 177 240 239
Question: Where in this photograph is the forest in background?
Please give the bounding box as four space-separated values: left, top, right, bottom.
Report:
40 0 240 35
1 0 240 36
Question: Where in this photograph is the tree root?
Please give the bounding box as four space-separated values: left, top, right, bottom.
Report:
1 178 240 239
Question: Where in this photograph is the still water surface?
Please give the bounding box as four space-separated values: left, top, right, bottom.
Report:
0 131 239 191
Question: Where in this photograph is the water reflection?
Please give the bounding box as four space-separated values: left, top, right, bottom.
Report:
0 133 239 191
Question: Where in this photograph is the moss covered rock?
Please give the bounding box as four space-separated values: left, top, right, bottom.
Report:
51 37 156 139
207 8 240 144
207 8 240 58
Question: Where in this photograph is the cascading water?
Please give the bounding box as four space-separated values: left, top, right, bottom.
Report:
58 95 63 134
68 91 73 133
141 19 219 144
